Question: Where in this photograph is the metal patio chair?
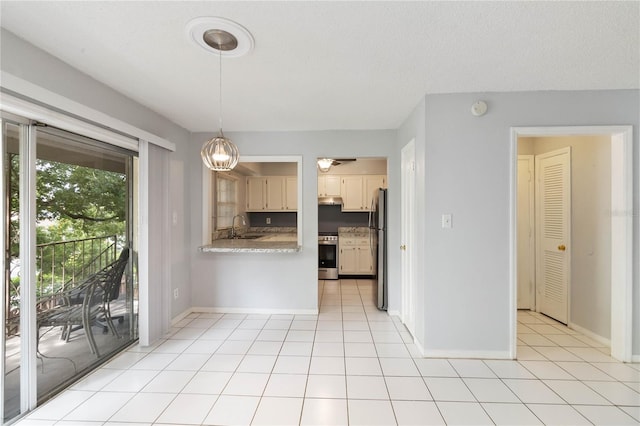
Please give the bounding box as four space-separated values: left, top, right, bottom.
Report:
36 248 129 357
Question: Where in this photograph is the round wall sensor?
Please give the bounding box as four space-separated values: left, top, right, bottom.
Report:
471 101 488 117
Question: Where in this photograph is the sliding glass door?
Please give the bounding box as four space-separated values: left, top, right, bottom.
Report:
2 118 139 423
3 118 24 422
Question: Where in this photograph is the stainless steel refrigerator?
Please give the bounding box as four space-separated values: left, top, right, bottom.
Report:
369 188 387 310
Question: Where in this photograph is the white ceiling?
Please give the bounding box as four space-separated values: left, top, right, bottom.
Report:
1 1 638 133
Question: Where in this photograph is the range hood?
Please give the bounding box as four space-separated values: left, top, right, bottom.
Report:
318 196 343 205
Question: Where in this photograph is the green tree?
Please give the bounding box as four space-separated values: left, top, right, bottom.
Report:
8 157 127 299
36 160 126 239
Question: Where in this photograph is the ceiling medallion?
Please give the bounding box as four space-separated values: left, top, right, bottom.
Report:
185 17 254 58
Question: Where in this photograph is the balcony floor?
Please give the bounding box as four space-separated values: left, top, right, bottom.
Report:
4 304 135 421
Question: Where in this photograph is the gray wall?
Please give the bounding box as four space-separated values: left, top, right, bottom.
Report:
4 29 638 357
1 29 193 320
420 90 638 357
527 136 612 340
189 130 399 312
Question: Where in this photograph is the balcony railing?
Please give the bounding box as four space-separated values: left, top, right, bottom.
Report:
6 235 120 336
36 235 119 297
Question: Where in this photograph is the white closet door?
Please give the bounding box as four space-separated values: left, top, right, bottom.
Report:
536 147 571 324
517 155 534 309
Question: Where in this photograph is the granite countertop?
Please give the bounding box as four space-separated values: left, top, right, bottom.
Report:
200 231 300 253
338 226 371 238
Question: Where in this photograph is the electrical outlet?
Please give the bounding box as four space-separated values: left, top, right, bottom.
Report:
266 217 271 224
173 288 179 299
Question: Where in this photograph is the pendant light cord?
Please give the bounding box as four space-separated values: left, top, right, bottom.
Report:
218 43 223 135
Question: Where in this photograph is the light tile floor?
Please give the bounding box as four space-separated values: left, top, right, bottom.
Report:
15 279 640 425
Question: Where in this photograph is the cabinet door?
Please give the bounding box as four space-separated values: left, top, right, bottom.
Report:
339 246 358 274
318 175 341 197
266 176 285 211
324 175 341 196
246 177 266 211
364 175 386 211
356 246 374 274
285 176 297 210
341 176 364 211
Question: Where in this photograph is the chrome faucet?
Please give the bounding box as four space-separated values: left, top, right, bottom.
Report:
231 214 247 239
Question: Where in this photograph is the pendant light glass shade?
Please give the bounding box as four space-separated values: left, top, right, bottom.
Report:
201 132 239 171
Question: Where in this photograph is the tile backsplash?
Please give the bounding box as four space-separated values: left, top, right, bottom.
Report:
318 205 368 233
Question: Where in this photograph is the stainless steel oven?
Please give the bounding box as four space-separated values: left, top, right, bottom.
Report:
318 234 339 280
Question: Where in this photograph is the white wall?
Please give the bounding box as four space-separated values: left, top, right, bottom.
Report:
420 90 639 358
528 136 612 340
189 130 398 312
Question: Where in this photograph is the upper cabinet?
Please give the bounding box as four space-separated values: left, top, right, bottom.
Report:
246 176 297 212
285 176 297 210
340 175 386 211
318 175 341 197
246 177 266 211
341 176 365 211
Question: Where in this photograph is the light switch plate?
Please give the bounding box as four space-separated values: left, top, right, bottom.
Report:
442 214 452 229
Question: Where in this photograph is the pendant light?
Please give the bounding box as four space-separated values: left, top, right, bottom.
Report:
200 29 240 171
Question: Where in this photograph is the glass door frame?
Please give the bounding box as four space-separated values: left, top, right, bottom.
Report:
2 114 140 422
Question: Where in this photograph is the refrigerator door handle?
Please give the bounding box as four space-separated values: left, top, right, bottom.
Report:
370 229 374 256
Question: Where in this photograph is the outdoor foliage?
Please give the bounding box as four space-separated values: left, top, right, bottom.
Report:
7 154 127 305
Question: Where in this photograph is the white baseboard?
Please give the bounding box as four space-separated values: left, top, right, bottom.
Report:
632 355 640 363
421 349 512 360
171 308 194 326
413 338 426 357
387 309 401 317
568 322 611 348
191 306 319 316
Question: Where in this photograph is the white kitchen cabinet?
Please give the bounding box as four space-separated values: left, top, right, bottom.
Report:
340 175 386 211
340 176 365 211
318 174 341 197
266 176 285 210
246 177 266 211
285 176 297 210
246 176 297 212
339 236 374 275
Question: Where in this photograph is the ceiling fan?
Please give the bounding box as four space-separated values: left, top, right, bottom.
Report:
317 158 356 172
329 158 357 166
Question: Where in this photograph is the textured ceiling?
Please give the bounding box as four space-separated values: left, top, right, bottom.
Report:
1 1 638 132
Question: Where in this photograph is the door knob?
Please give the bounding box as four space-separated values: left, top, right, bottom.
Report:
558 244 566 251
400 245 406 251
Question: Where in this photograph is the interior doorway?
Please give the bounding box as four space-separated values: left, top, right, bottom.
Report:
401 139 416 337
510 126 633 362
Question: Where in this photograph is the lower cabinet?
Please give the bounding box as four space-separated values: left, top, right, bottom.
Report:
339 236 374 275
